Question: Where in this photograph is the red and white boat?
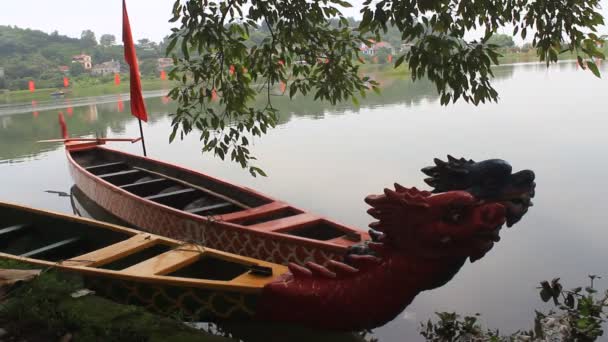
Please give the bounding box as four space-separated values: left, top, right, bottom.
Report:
65 141 368 266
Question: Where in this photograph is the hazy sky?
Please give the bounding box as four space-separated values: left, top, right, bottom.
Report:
1 0 606 42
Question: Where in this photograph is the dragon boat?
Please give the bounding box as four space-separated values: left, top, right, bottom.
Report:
63 138 536 268
64 140 367 266
0 170 533 330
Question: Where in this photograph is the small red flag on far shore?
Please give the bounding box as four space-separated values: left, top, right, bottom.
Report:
122 0 148 122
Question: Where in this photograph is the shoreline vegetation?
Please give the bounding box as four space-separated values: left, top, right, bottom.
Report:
0 54 588 105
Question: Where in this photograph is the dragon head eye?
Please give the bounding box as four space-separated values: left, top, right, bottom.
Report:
444 203 465 224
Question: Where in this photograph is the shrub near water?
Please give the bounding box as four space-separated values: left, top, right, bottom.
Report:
420 276 608 341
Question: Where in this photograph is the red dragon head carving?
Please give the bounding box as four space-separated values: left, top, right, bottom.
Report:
257 185 509 331
364 184 506 262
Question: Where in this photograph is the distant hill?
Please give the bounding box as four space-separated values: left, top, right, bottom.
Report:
0 26 166 91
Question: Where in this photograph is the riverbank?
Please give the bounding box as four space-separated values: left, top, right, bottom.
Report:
0 53 592 105
0 79 173 104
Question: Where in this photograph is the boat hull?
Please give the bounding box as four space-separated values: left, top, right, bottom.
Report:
67 146 358 265
84 276 259 321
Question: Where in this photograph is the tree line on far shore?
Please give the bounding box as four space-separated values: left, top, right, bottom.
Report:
0 26 171 91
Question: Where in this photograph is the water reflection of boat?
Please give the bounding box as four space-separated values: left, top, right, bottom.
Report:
66 142 367 266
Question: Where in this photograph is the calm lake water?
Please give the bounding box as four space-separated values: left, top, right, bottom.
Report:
1 62 607 341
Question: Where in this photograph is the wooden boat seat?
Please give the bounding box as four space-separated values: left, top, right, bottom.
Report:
85 162 127 175
63 234 158 267
132 166 250 210
98 169 140 179
122 246 202 276
248 213 320 232
145 188 196 201
0 224 29 237
219 202 291 222
21 237 81 258
119 178 167 190
85 161 125 170
186 202 233 216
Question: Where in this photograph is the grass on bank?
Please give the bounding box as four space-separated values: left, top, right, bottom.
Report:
0 79 173 104
0 259 230 342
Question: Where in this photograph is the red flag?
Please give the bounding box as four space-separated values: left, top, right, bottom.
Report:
160 70 167 80
63 77 69 88
114 73 121 85
28 80 35 92
58 112 68 139
122 0 148 122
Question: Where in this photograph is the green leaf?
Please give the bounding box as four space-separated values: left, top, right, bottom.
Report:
587 61 601 78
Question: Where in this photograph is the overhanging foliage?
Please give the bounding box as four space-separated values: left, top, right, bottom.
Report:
167 0 605 176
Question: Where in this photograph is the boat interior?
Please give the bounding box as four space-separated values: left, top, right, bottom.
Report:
70 147 362 243
0 204 275 282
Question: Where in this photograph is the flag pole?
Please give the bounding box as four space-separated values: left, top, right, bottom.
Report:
138 118 147 156
123 0 149 157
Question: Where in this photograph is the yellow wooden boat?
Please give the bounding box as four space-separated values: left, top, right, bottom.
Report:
0 201 287 321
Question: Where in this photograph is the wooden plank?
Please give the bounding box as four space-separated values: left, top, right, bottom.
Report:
132 166 250 209
62 234 158 267
186 202 232 215
121 246 202 276
0 224 29 236
85 161 125 171
98 169 140 179
145 188 196 201
248 213 320 232
119 178 166 189
220 202 290 222
21 237 81 258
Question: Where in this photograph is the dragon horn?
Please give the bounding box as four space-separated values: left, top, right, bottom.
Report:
434 158 447 167
326 260 359 275
288 262 312 277
394 182 407 192
368 221 387 232
447 155 457 162
305 262 337 278
421 166 437 176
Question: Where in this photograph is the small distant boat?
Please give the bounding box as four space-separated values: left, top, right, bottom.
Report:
65 141 367 266
0 201 287 322
50 90 65 97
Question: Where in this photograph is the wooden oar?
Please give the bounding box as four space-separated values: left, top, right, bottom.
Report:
37 138 142 143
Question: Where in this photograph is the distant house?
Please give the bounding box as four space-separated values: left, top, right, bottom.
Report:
360 41 395 55
58 65 70 73
72 54 92 70
92 60 121 76
157 57 174 71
